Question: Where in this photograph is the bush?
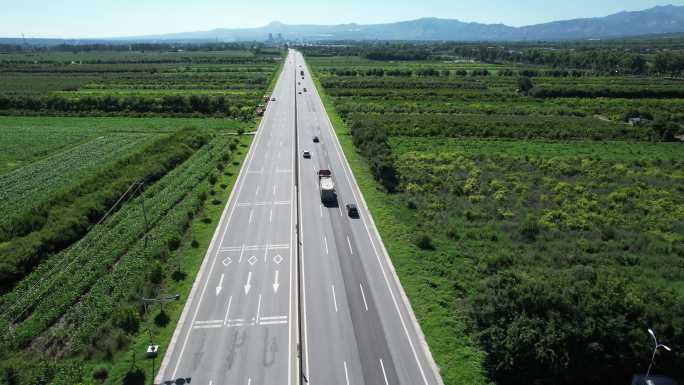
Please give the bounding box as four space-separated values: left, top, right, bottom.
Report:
172 269 187 282
113 306 140 334
122 368 145 385
517 76 534 94
519 215 540 241
149 261 163 285
167 235 181 251
414 233 435 250
154 309 170 327
92 365 109 382
191 239 199 248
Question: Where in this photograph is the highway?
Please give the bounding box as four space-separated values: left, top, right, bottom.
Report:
156 51 299 385
156 49 443 385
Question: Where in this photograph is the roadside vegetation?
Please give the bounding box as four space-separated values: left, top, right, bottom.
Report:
303 40 684 385
0 44 281 384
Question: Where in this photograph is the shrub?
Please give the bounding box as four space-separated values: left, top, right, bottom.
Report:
519 215 540 241
414 233 435 250
113 306 140 334
172 269 187 282
149 261 163 285
122 368 145 385
167 235 181 251
154 309 170 327
92 365 109 382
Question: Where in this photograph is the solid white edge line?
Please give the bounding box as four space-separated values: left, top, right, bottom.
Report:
160 56 286 383
302 51 443 385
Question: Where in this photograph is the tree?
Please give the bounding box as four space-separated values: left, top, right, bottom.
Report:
517 76 534 95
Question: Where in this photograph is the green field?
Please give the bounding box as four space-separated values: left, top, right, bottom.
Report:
0 46 281 385
0 48 281 119
305 46 684 385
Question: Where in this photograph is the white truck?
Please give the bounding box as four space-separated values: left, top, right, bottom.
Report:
318 170 336 203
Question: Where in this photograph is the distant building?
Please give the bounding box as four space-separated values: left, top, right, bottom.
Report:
277 33 283 41
268 33 273 41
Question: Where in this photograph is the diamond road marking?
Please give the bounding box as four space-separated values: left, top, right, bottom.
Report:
273 254 283 264
222 256 233 266
248 255 258 265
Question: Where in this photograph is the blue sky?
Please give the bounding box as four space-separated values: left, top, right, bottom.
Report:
1 0 683 38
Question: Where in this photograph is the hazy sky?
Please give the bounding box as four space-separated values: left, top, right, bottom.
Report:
1 0 683 38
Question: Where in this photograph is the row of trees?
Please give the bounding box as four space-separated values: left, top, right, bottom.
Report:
303 43 684 76
0 94 256 118
348 120 399 192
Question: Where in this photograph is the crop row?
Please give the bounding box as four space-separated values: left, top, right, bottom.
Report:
346 112 652 140
0 135 231 350
0 133 153 234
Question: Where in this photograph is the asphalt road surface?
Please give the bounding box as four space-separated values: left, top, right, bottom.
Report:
156 50 443 385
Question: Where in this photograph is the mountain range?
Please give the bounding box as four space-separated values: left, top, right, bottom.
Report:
116 4 684 42
4 4 684 44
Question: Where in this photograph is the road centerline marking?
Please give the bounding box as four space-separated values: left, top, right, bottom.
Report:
331 285 338 312
380 359 390 385
344 361 350 385
360 283 369 311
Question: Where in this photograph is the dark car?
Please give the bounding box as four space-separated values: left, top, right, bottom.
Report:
302 150 311 159
313 136 319 143
346 203 359 218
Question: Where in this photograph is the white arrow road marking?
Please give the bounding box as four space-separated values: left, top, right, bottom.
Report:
244 272 252 295
273 270 280 293
216 273 224 296
248 209 254 224
346 235 353 255
269 208 273 223
255 185 260 196
324 236 328 255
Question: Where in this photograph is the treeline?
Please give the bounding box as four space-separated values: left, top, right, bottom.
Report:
531 86 684 99
302 43 684 75
0 129 209 293
348 120 399 192
0 94 257 118
0 42 274 53
346 112 653 141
